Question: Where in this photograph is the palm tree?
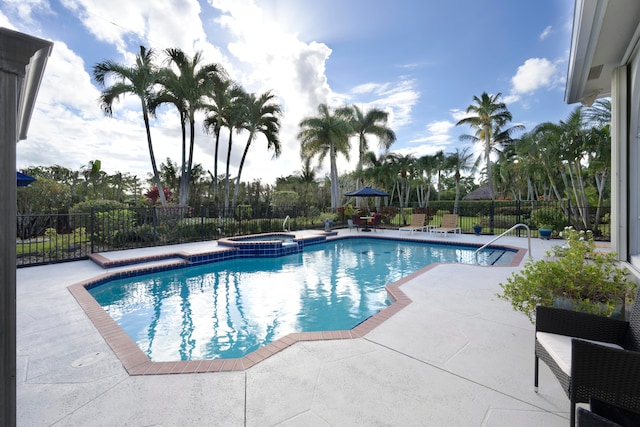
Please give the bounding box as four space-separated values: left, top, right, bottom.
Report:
385 153 416 224
219 85 248 210
415 153 439 208
456 92 515 200
446 148 474 213
232 90 282 209
93 45 167 205
154 48 226 205
344 105 396 196
203 78 234 204
298 104 353 211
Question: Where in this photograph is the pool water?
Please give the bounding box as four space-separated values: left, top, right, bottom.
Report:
89 238 514 361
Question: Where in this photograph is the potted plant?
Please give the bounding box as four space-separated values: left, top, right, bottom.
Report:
473 212 483 235
530 208 565 240
320 213 337 231
538 224 553 240
498 227 637 322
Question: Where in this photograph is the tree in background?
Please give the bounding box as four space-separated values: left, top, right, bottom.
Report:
456 92 517 200
344 105 396 201
93 46 167 206
232 90 282 209
298 104 353 211
446 147 474 213
153 48 227 206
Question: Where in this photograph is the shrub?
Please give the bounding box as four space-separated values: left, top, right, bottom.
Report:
69 199 128 214
498 227 636 322
44 228 58 240
530 207 565 230
93 209 136 245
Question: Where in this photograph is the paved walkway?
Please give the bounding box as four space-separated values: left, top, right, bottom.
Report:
17 229 570 426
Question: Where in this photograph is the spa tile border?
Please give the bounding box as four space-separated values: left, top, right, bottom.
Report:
70 234 527 376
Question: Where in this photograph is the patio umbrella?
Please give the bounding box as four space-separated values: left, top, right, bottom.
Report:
17 171 36 187
344 186 389 197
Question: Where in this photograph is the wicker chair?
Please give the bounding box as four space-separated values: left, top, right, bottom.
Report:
576 407 622 427
534 288 640 426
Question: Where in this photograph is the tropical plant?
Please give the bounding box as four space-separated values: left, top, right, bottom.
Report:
232 90 282 209
343 105 396 202
414 152 438 209
216 84 248 210
153 48 226 206
93 46 167 206
446 147 474 213
385 153 416 224
456 92 518 200
298 104 353 211
203 78 234 204
499 227 636 322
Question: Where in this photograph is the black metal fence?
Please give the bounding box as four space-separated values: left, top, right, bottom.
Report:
16 200 610 267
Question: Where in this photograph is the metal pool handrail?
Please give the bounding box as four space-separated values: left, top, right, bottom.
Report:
474 223 532 261
283 215 290 232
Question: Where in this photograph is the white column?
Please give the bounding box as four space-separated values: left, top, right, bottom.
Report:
0 28 53 426
610 65 629 261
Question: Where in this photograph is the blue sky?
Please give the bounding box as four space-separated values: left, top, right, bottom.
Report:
2 0 577 186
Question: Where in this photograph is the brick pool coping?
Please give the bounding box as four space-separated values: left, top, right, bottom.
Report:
68 235 527 375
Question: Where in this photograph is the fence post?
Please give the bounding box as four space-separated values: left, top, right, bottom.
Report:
200 205 204 240
90 207 95 254
516 199 521 237
490 200 495 234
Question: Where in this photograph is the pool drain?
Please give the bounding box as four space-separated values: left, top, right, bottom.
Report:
71 352 104 368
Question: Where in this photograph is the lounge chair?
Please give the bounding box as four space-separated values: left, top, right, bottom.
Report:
399 213 430 234
430 213 461 237
534 287 640 426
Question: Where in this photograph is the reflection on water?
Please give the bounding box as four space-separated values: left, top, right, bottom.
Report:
89 239 510 361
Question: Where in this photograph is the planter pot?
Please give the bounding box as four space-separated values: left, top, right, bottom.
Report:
473 225 482 235
553 296 632 320
539 228 552 240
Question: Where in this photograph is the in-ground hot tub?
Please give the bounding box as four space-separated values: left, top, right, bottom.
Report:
217 232 328 257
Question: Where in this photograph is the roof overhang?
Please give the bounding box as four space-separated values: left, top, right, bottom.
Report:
565 0 640 105
0 27 53 141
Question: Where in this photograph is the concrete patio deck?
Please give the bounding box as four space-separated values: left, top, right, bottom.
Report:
17 229 572 426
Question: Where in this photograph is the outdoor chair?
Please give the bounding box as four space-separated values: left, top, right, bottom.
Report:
350 214 361 231
534 287 640 426
399 213 430 234
368 213 382 232
430 213 461 237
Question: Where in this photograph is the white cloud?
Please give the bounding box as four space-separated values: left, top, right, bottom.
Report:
12 0 421 186
511 58 558 95
539 25 552 41
450 108 471 123
2 0 50 24
426 120 454 135
61 0 208 56
505 57 564 106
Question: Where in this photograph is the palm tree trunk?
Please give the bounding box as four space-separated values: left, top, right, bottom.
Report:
142 101 166 206
454 175 460 214
178 113 188 205
224 129 234 211
485 131 495 200
180 116 196 206
213 128 221 203
232 134 253 210
329 143 339 211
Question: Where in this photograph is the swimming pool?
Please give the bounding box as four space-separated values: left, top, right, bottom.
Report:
87 237 517 362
